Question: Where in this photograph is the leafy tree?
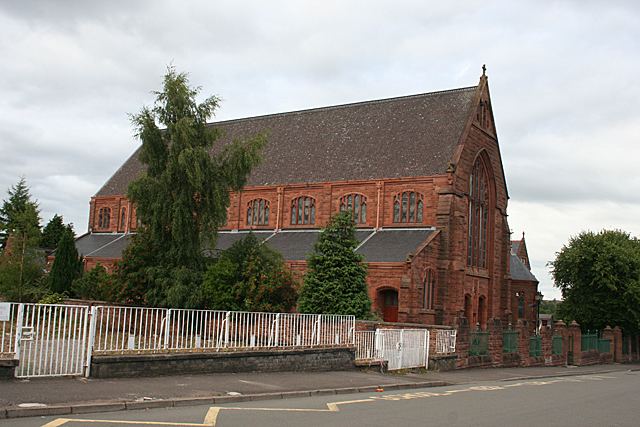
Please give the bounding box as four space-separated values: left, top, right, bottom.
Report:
72 264 115 301
48 228 82 294
0 231 44 302
539 299 562 317
0 179 43 301
298 212 372 318
0 177 41 251
41 214 72 251
202 234 298 312
550 229 640 333
116 66 266 307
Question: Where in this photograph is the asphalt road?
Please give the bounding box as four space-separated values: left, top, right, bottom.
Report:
4 370 639 427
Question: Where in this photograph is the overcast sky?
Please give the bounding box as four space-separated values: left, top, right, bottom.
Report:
1 1 639 299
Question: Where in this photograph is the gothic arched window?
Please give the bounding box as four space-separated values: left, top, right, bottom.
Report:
290 196 316 225
467 157 490 268
422 269 436 309
120 207 127 229
393 191 424 223
339 193 367 224
246 198 270 226
98 207 111 229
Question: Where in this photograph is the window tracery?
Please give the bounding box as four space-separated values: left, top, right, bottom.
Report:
393 191 424 223
339 193 367 224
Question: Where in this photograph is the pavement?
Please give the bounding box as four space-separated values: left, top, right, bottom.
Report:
1 363 639 420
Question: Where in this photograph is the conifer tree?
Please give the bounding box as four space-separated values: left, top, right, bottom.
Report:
298 212 372 318
49 228 82 294
0 177 41 251
117 67 266 307
41 214 71 251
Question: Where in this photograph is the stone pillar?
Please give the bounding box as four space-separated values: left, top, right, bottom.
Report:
456 318 470 368
568 321 582 366
611 327 623 363
516 320 530 367
601 326 614 364
489 319 503 367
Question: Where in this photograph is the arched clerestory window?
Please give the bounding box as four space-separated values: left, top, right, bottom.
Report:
97 207 111 229
290 196 316 225
393 191 424 223
120 207 127 230
467 156 490 268
339 193 367 224
246 198 270 226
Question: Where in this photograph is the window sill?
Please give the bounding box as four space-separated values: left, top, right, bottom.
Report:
465 267 490 278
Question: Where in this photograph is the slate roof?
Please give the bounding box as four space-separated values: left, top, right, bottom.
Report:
266 229 373 261
510 254 537 282
74 233 121 256
76 228 435 263
355 229 435 262
96 86 477 196
511 240 521 255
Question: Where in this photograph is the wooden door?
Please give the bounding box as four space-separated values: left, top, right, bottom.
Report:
381 290 398 323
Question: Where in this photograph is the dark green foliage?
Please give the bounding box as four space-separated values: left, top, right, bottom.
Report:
49 228 82 294
202 234 298 312
72 264 115 302
41 215 72 251
116 66 265 307
0 177 41 251
0 178 43 301
0 233 45 302
298 212 372 318
550 229 640 333
539 299 562 316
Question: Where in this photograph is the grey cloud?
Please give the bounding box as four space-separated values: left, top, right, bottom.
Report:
0 1 639 296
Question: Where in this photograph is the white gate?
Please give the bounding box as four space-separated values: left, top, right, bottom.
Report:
375 329 429 370
14 304 92 378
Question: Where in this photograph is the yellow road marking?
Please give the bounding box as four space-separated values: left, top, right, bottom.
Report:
40 375 613 427
42 420 208 426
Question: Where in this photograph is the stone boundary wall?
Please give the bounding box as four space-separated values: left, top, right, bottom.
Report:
90 347 355 378
456 319 623 369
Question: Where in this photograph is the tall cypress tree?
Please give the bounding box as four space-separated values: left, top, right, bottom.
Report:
49 228 82 294
117 67 266 307
298 212 372 318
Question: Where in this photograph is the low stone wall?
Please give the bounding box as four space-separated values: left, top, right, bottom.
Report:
90 347 356 378
0 359 17 379
429 355 456 371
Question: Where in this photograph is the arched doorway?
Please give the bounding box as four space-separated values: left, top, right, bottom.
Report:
379 289 398 322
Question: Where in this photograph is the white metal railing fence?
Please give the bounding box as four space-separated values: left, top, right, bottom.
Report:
14 304 90 377
354 330 378 360
355 328 430 370
435 329 457 354
0 302 19 356
93 306 355 354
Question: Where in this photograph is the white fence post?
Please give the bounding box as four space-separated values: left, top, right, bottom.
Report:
424 330 430 370
163 309 172 349
84 306 98 377
273 313 280 347
224 311 230 348
316 315 321 346
13 303 24 361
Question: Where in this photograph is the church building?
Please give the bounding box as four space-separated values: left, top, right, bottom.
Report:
73 70 539 328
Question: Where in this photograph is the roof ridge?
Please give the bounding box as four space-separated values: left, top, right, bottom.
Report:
209 85 478 127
